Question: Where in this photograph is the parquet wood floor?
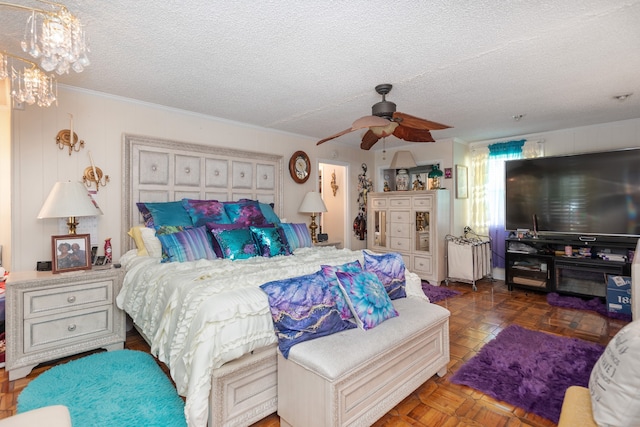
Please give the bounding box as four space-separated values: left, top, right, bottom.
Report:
0 279 627 426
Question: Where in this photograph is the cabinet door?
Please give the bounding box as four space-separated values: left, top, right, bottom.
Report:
414 210 431 253
369 198 388 249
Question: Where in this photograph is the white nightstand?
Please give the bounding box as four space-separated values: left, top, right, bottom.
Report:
5 267 126 380
314 241 343 249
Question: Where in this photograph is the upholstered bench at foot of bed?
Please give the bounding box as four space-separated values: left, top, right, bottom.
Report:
277 298 450 427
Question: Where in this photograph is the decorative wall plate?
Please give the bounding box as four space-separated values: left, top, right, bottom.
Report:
289 150 310 183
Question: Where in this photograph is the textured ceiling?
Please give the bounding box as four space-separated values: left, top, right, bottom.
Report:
1 0 640 149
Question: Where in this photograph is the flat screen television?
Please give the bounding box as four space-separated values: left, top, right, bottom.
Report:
505 148 640 237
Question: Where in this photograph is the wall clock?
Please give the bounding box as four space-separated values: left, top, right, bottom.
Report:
289 150 310 183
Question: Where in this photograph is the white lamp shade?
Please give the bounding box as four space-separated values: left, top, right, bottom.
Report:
389 150 417 169
298 191 327 214
37 181 103 219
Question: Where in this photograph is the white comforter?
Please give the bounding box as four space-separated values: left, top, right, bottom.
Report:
116 246 425 427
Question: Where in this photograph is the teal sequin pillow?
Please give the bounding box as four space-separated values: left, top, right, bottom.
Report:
250 226 291 257
335 270 398 330
210 227 258 260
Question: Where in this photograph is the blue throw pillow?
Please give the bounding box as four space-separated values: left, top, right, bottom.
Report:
280 223 312 250
259 202 281 225
320 260 363 320
210 227 258 260
156 226 216 262
260 271 356 358
250 226 291 257
137 201 193 227
363 251 407 300
335 270 398 330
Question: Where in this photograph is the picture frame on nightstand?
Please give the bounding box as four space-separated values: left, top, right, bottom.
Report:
51 234 92 274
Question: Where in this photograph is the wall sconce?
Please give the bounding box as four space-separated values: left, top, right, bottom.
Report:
331 170 339 196
82 151 109 191
56 113 84 155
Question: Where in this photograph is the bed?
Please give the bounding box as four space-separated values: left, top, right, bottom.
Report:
118 134 432 427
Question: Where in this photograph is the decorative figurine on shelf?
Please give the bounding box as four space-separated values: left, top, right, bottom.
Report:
104 238 112 264
383 181 390 192
412 176 425 191
355 163 373 240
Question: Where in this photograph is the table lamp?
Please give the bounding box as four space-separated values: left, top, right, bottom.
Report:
389 150 417 191
428 164 444 189
37 181 103 234
298 191 327 243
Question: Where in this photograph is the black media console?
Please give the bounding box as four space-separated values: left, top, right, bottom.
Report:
505 235 636 298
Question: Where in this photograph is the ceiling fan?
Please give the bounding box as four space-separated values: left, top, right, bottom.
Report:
316 84 451 150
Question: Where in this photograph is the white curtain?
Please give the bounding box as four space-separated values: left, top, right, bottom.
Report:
469 140 544 267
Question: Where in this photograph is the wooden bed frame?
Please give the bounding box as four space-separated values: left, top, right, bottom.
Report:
122 134 283 426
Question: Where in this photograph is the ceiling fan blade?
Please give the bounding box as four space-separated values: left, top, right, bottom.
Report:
392 126 435 142
317 116 389 145
393 112 451 131
360 130 380 150
317 127 357 145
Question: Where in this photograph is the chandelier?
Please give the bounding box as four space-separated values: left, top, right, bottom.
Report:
0 1 90 107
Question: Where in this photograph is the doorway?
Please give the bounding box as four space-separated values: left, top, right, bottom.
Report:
318 162 348 248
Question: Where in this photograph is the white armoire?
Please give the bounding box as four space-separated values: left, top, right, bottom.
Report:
367 190 450 284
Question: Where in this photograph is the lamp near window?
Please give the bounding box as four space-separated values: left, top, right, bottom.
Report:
389 150 417 191
298 191 327 243
37 181 103 234
428 164 444 190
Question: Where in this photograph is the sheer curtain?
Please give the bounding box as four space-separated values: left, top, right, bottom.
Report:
469 140 543 268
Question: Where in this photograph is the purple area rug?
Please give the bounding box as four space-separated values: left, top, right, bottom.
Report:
547 292 632 321
450 324 604 423
421 282 462 303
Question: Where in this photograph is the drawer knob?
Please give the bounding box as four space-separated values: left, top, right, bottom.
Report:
67 296 76 303
68 324 77 332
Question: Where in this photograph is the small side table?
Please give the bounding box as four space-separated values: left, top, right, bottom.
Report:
5 267 126 380
314 241 343 249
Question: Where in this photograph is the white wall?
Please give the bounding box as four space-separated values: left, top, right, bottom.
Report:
10 86 374 271
0 79 11 269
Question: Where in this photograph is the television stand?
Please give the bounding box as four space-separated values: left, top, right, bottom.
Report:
505 235 634 298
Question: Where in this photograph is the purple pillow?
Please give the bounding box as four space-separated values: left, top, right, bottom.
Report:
223 200 267 226
320 260 363 320
182 199 231 227
260 271 356 358
363 251 407 300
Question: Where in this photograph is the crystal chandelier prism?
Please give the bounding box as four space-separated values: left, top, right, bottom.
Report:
0 1 90 107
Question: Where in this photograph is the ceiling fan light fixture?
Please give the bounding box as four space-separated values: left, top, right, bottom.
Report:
371 122 398 137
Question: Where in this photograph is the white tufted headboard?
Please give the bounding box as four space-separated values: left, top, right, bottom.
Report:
122 134 283 253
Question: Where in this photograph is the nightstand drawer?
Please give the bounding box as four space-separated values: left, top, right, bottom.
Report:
24 305 113 353
24 280 113 317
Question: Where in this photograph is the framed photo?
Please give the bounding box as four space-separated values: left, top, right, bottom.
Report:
94 256 106 266
444 167 452 179
456 165 468 199
51 234 92 274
